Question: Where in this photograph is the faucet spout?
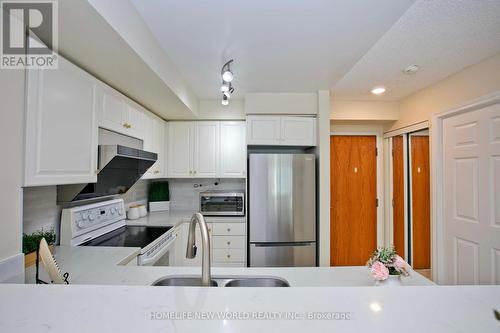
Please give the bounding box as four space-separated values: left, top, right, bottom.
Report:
186 212 211 286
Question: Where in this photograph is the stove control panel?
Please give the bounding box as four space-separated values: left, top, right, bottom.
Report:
60 199 126 245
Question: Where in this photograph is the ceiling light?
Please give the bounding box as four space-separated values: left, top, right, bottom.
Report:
371 87 386 95
221 59 234 83
220 60 235 105
222 70 233 83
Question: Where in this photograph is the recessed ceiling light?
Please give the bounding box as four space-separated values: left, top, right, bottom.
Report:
371 87 386 95
403 64 419 75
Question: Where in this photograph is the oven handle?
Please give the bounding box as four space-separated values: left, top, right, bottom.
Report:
139 228 178 266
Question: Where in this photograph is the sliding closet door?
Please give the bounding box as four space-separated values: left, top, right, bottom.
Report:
392 135 406 258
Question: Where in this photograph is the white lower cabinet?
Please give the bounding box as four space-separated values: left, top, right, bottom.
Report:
24 56 98 186
172 218 247 267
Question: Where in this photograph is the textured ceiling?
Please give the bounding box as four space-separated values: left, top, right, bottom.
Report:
130 0 415 99
333 0 500 101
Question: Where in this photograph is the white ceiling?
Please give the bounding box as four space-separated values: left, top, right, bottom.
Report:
332 0 500 100
130 0 416 99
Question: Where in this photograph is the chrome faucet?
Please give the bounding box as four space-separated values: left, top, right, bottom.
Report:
186 212 211 286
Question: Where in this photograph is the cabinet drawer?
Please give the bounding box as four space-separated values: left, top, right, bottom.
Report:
212 236 246 249
212 223 246 236
213 248 245 262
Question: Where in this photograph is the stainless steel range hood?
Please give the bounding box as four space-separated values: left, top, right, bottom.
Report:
57 130 157 203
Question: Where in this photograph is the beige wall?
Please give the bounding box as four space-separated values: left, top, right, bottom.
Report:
331 100 399 121
0 68 25 281
390 52 500 131
197 99 245 120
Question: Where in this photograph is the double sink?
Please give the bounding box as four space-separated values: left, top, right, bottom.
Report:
152 276 290 287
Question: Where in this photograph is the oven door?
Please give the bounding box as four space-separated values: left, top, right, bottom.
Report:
200 193 245 216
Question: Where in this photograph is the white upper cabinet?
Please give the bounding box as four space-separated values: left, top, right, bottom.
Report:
246 116 281 145
220 121 246 178
142 114 165 179
193 122 220 178
246 115 316 146
99 87 145 140
167 121 246 178
167 122 194 177
280 116 316 146
24 56 98 186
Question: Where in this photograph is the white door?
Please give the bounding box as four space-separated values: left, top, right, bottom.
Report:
280 116 316 146
167 122 194 177
246 116 281 145
125 103 146 140
220 121 246 178
443 102 500 284
24 56 98 186
193 122 220 178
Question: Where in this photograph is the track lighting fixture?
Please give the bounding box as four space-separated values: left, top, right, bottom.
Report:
220 59 235 105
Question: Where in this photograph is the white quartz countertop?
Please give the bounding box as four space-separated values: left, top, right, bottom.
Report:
1 284 499 332
125 210 195 227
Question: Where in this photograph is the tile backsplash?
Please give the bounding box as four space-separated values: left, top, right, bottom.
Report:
167 178 245 210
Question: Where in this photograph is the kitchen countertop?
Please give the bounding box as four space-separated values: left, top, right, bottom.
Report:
1 284 499 332
125 210 246 227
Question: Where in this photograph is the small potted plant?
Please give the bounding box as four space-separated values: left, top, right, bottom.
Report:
23 229 56 268
367 246 411 286
148 181 170 212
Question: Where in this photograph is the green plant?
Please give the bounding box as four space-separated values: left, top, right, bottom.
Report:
148 181 170 202
22 229 56 254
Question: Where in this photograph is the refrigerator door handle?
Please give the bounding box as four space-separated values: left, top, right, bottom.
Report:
252 242 315 247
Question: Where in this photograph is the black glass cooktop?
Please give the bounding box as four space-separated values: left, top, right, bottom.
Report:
81 226 172 248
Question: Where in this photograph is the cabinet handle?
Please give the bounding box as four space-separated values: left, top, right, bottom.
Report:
193 170 197 174
154 170 159 174
226 254 231 259
189 170 192 175
123 123 128 128
227 228 231 232
227 241 231 246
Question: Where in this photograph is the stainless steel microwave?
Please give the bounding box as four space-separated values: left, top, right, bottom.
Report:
200 191 245 216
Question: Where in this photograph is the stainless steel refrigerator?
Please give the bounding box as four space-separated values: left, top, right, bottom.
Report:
248 153 316 267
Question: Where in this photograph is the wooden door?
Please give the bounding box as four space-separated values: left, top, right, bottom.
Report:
330 136 377 266
411 135 430 269
392 135 405 258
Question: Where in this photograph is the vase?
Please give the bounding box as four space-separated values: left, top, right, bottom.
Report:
376 275 402 286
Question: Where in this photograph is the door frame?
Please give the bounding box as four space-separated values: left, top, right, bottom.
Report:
387 135 409 260
329 132 384 247
431 91 500 284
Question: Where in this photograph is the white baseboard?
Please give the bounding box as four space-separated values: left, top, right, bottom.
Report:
0 253 24 283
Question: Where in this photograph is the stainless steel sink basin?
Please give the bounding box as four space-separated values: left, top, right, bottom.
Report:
223 277 290 287
151 276 289 287
152 277 218 287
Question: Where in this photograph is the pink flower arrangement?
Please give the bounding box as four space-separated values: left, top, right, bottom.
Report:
367 247 411 281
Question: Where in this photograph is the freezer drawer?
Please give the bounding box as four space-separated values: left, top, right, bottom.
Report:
249 242 316 267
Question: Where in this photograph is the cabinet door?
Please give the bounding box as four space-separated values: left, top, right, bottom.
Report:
142 115 163 179
125 103 146 140
100 88 127 134
167 122 194 177
220 121 246 178
246 116 281 145
280 116 316 146
193 122 220 178
25 56 98 186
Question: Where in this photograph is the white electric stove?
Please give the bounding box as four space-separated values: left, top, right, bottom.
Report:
60 199 177 266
